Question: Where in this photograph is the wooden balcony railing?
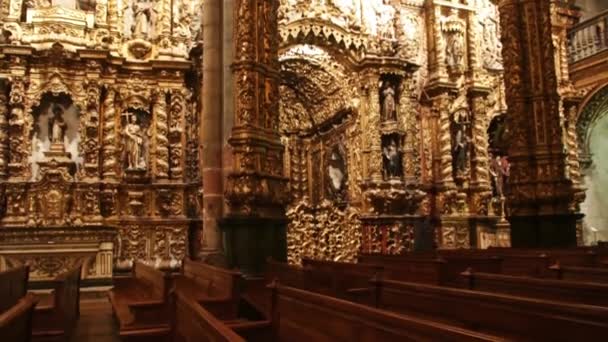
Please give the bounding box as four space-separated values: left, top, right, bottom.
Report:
568 10 608 64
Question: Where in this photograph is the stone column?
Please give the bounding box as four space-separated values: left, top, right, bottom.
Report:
498 0 580 247
200 0 225 260
221 0 288 275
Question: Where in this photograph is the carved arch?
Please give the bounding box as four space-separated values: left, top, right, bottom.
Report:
576 83 608 167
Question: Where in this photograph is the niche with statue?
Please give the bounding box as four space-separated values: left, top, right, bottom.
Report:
30 93 81 180
121 108 151 179
379 74 402 124
381 133 404 180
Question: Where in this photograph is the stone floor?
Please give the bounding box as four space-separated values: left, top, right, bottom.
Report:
71 297 120 342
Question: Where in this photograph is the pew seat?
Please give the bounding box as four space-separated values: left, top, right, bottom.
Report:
31 264 82 342
0 292 38 342
173 259 242 320
461 268 608 306
108 262 171 340
365 277 608 341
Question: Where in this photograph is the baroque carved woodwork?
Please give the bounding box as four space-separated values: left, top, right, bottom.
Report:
0 0 201 280
277 0 512 258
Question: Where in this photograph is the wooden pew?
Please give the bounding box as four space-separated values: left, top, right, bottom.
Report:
268 282 503 341
31 263 82 342
108 261 172 339
0 266 36 342
172 259 242 320
301 258 379 304
461 268 608 306
550 263 608 283
0 266 30 313
0 293 38 342
367 277 608 340
487 247 597 267
358 253 501 285
171 291 246 342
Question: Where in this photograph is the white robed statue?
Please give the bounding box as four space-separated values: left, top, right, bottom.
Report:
125 114 146 169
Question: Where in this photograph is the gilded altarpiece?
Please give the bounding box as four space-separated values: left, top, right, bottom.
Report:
0 0 202 281
278 0 511 263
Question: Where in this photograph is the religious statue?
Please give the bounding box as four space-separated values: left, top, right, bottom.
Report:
326 146 347 202
50 105 67 145
124 114 146 170
375 0 396 40
132 0 157 39
446 33 465 71
452 111 469 174
382 137 402 179
174 0 192 38
490 155 503 197
381 82 397 122
329 0 361 30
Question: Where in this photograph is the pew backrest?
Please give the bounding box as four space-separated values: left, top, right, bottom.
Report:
462 269 608 306
134 262 169 299
182 259 241 299
0 292 38 342
550 264 608 283
55 263 81 333
372 278 608 340
0 266 29 313
269 282 503 341
172 291 245 342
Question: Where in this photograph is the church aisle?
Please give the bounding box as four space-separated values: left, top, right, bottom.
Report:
71 297 120 342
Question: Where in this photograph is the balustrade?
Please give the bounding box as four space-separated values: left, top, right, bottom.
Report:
568 10 608 63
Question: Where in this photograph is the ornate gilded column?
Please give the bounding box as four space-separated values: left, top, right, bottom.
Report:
153 90 169 180
101 87 118 180
469 91 492 214
7 76 27 180
0 82 8 179
498 0 580 247
362 70 383 182
221 0 288 274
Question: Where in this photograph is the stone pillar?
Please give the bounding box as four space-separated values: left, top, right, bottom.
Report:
221 0 288 275
200 0 225 260
498 0 581 247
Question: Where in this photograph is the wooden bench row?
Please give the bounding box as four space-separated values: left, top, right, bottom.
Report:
0 266 37 342
276 258 608 340
172 280 503 342
0 264 82 342
360 250 608 281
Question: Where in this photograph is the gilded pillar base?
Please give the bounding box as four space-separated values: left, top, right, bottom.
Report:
220 216 287 277
437 217 471 249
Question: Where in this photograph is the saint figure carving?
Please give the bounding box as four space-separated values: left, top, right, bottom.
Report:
133 0 156 39
124 114 146 169
446 33 465 71
382 138 401 179
50 105 67 145
381 82 396 122
375 0 396 40
490 155 503 197
452 111 469 174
